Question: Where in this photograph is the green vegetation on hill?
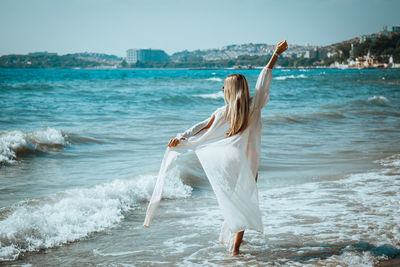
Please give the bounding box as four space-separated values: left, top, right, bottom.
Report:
0 54 103 68
332 32 400 64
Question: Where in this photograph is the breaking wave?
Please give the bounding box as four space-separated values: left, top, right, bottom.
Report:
0 127 69 164
0 169 192 261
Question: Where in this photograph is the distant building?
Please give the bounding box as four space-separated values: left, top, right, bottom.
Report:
126 49 169 64
309 48 318 59
126 49 138 64
392 25 400 32
379 26 389 36
326 51 336 58
318 49 328 59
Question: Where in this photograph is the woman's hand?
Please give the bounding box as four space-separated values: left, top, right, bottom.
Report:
167 138 180 147
266 40 288 69
275 40 288 55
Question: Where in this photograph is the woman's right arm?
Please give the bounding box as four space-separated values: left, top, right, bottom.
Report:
267 40 288 69
252 40 288 110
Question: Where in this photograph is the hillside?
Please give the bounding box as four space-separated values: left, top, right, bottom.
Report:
0 53 123 69
1 30 399 69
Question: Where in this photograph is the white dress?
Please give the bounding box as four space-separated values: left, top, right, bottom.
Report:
144 67 273 252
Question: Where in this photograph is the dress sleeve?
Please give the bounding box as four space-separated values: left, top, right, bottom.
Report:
252 67 273 110
175 117 211 140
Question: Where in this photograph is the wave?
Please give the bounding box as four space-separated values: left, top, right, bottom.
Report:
67 134 107 144
345 95 391 109
273 74 307 80
263 111 346 125
367 95 389 105
160 95 196 105
192 91 224 100
204 77 223 82
322 95 392 112
0 169 192 261
1 83 55 91
0 127 69 164
376 153 400 170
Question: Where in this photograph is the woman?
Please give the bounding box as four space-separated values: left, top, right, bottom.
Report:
144 40 288 256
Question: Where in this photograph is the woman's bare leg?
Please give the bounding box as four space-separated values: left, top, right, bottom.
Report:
232 173 258 256
232 231 244 255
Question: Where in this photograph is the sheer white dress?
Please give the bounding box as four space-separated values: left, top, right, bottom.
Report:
144 67 273 252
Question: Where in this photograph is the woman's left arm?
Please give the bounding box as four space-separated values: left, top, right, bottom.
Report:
168 114 215 147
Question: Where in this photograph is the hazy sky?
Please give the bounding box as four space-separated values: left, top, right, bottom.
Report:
0 0 399 57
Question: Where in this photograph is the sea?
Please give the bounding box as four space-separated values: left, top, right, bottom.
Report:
0 68 399 266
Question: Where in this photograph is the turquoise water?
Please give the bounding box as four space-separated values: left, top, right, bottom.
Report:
0 68 399 266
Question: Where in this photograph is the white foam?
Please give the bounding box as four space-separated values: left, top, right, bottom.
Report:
273 74 307 80
192 91 224 100
320 251 386 267
368 95 389 103
0 169 192 261
93 248 143 257
255 155 400 264
376 154 400 169
28 127 67 146
204 77 223 82
173 154 400 265
0 127 68 164
162 233 201 254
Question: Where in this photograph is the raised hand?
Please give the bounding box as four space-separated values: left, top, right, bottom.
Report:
275 40 288 55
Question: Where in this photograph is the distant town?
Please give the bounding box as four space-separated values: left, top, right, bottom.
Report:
1 25 399 69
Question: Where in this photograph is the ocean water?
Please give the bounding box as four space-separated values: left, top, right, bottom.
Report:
0 68 399 266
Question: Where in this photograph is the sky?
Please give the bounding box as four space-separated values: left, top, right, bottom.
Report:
0 0 399 57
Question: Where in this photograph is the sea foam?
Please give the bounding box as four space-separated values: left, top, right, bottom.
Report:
204 77 223 82
273 74 307 80
0 169 192 261
0 127 68 164
256 153 400 265
192 91 224 100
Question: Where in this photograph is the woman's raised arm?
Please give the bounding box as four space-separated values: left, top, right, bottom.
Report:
252 40 288 110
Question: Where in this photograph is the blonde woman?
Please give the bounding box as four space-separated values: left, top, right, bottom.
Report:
144 40 288 256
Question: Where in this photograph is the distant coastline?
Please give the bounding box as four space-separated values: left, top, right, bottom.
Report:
1 28 399 70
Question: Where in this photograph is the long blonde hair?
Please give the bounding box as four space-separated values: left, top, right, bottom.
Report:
223 74 250 137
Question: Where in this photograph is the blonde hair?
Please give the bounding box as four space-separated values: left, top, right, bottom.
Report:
223 74 250 137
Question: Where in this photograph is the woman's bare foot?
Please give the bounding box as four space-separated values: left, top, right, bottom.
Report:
232 249 239 256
